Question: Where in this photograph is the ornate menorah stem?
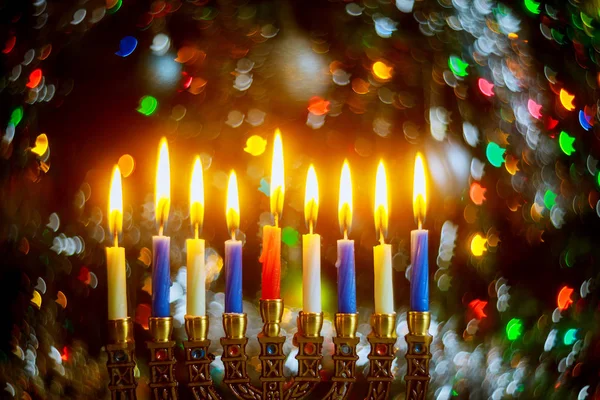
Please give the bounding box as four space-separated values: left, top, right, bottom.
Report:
147 316 178 400
258 299 286 399
404 311 432 400
184 315 221 400
365 313 397 400
106 318 137 400
323 313 359 400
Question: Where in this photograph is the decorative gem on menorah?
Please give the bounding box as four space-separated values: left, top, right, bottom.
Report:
322 313 359 400
148 316 178 400
183 315 222 400
106 318 137 400
364 313 397 400
404 311 432 400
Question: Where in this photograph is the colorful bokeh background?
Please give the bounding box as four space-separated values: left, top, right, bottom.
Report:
2 0 600 398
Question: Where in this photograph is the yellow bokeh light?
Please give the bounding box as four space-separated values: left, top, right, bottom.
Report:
338 160 353 236
155 138 171 231
190 156 204 233
31 133 49 156
244 135 267 156
559 88 575 111
470 234 487 257
226 170 240 235
270 130 285 218
304 165 319 232
372 61 393 80
374 160 388 240
108 165 123 240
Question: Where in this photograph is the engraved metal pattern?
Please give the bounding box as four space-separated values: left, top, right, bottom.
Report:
106 342 137 400
322 337 359 400
221 336 263 400
404 325 432 399
364 336 396 400
283 333 323 400
184 339 221 400
147 340 178 400
258 335 286 400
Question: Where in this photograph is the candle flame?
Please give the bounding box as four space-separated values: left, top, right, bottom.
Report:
338 160 353 237
304 165 319 233
374 160 388 241
155 138 171 233
413 153 427 229
108 165 123 242
190 156 204 236
270 130 284 222
226 170 240 237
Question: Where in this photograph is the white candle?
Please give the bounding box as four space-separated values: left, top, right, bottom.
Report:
303 165 321 312
107 165 127 320
373 161 394 314
187 156 206 317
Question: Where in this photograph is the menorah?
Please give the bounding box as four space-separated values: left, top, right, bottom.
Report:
106 303 432 400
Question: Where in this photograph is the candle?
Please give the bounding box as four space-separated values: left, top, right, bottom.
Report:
260 130 284 300
152 138 171 318
187 157 206 317
225 171 243 313
336 160 356 314
410 153 429 312
373 161 394 314
302 165 321 313
107 165 127 320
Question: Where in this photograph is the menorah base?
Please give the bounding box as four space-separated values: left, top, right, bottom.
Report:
184 339 221 400
404 311 432 400
106 318 137 400
148 317 178 400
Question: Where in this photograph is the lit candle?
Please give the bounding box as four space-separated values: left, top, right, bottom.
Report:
337 160 356 314
373 161 394 314
225 171 243 313
187 156 206 317
410 153 429 312
260 130 284 300
107 165 127 320
302 165 321 313
152 138 171 318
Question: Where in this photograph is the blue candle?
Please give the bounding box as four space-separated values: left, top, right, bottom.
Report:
336 239 357 313
152 235 171 317
225 239 243 313
410 229 428 311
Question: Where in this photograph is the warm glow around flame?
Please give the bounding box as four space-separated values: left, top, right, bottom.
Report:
374 160 388 241
226 170 240 236
413 153 427 228
190 156 204 233
304 165 319 232
108 165 123 240
155 138 171 231
338 160 353 236
270 130 285 219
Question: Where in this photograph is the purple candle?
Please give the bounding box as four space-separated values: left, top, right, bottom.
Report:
336 160 357 314
225 171 243 313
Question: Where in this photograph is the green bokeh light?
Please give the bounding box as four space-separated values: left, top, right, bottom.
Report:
282 226 300 247
107 0 122 14
524 0 541 15
544 190 557 209
559 131 576 155
506 318 523 341
10 107 23 127
448 55 469 77
563 328 578 345
486 142 506 168
137 95 158 116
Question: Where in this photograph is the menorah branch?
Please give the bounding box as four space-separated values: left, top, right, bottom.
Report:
147 316 178 400
404 311 432 400
184 315 221 400
322 313 359 400
106 318 137 400
258 299 286 399
365 313 397 400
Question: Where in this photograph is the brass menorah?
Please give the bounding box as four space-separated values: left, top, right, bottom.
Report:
106 302 432 400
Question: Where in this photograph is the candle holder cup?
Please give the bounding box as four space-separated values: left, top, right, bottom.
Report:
323 312 359 400
404 311 432 400
106 317 137 400
184 315 221 399
147 316 178 400
365 313 397 400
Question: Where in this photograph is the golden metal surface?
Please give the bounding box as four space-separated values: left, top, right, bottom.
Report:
298 311 323 338
405 311 432 400
371 313 397 339
407 311 430 336
149 316 174 343
185 315 209 342
259 299 283 337
223 313 247 339
334 313 358 338
108 317 133 344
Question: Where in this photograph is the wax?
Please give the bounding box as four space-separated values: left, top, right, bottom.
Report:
410 229 429 312
225 239 243 313
302 233 321 313
260 225 281 299
336 239 356 314
186 238 206 316
152 235 171 317
106 246 127 320
374 242 393 314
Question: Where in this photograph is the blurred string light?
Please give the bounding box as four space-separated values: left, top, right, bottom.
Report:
137 95 158 116
557 286 574 310
543 190 557 209
485 142 506 168
559 89 575 111
559 131 576 156
116 36 137 57
470 234 487 257
448 55 468 77
506 318 523 341
563 328 577 346
524 0 541 15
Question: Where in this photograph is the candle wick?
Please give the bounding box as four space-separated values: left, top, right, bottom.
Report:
274 213 279 228
418 219 422 230
194 223 199 240
344 229 348 240
113 232 119 248
309 220 313 235
159 224 164 236
231 229 236 241
379 230 385 245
